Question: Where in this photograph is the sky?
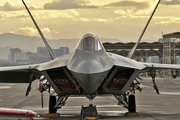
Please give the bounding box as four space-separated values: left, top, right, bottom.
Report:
0 0 180 42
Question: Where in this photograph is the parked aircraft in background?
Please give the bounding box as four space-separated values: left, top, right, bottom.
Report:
0 0 179 119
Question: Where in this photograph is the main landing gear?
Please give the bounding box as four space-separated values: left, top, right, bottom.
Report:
128 95 136 112
46 95 69 117
49 96 57 113
115 88 138 116
45 96 59 117
125 94 139 116
46 95 59 117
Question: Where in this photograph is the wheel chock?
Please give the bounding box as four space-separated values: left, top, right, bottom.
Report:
125 112 139 116
46 113 59 117
80 104 98 120
84 117 98 120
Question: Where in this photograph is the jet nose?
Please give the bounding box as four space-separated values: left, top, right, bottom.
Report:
67 48 114 94
70 59 111 94
71 71 108 94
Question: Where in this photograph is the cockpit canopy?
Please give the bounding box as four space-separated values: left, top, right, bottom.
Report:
77 33 102 51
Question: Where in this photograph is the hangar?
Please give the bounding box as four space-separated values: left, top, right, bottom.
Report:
103 32 180 64
102 32 180 80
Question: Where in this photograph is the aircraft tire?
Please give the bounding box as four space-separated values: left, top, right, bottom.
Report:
49 96 57 113
128 95 136 112
173 75 176 79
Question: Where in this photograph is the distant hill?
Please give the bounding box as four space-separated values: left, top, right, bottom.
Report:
0 33 78 52
0 33 123 53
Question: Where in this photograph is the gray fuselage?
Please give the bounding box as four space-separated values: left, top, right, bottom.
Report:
67 33 114 94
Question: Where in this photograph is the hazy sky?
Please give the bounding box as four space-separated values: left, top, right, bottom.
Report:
0 0 180 42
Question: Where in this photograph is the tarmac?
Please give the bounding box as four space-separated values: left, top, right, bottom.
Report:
0 77 180 120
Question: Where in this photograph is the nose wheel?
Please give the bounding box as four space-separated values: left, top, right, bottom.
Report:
80 104 98 120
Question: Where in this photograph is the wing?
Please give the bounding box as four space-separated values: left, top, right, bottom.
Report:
0 64 41 83
108 52 145 70
109 52 180 71
0 53 72 83
142 62 180 72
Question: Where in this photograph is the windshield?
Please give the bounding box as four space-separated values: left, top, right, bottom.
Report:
77 33 102 51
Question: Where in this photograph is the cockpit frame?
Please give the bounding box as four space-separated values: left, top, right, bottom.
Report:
76 33 102 51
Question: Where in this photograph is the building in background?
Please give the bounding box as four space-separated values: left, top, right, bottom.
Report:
8 47 69 65
8 48 21 63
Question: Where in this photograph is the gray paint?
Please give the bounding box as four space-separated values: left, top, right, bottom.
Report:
67 48 113 74
71 70 109 94
66 33 114 94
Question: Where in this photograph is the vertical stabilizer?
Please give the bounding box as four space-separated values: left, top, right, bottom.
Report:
22 0 56 60
127 0 161 58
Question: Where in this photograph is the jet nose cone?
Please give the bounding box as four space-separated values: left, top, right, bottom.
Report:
71 71 109 94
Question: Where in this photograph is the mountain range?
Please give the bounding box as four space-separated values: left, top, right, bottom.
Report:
0 33 123 52
0 33 122 59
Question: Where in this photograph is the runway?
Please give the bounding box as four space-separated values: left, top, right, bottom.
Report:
0 77 180 120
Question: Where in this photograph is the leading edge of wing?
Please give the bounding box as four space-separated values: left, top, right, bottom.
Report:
0 53 72 72
0 53 72 83
0 63 41 83
37 53 72 71
107 52 146 70
142 62 180 71
0 64 40 72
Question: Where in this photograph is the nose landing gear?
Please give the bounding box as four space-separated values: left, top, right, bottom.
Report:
80 98 98 120
80 104 98 120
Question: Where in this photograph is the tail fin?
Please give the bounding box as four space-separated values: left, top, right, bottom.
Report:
127 0 161 58
22 0 56 60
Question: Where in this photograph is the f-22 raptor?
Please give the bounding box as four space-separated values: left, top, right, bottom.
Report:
0 0 178 119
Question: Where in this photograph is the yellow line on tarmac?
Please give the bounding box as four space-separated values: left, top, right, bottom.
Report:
32 87 37 90
8 93 21 98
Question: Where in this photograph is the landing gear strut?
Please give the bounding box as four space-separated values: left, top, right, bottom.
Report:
49 96 57 113
80 104 98 120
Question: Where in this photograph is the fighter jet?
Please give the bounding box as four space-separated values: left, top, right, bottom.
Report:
0 0 179 119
